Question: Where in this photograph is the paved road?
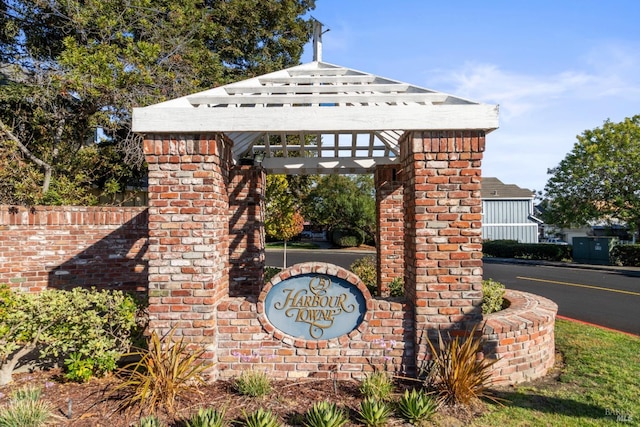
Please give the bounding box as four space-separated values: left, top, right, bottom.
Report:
266 248 640 336
484 260 640 336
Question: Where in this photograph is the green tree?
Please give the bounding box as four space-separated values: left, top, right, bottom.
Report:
304 174 376 245
0 0 315 205
265 174 305 267
543 115 640 236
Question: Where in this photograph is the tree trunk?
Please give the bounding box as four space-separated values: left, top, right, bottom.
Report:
0 118 54 193
0 344 36 386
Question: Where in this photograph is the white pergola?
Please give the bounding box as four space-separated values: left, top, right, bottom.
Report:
132 61 498 174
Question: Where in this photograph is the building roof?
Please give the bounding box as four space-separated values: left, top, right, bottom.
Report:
132 61 499 174
481 177 534 199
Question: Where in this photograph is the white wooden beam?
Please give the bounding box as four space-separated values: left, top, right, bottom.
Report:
223 84 413 94
187 92 450 106
259 75 377 85
132 104 499 133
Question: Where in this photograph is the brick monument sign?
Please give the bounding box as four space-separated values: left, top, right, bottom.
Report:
127 61 556 384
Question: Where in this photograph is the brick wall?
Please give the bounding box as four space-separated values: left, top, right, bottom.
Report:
484 290 558 384
0 205 148 292
375 165 404 296
217 262 416 379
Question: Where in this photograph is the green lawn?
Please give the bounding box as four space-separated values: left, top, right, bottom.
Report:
472 320 639 426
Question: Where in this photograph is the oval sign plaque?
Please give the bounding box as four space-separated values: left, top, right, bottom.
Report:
264 273 366 340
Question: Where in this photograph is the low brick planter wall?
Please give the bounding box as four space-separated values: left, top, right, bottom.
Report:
483 290 558 385
215 263 416 380
216 296 415 380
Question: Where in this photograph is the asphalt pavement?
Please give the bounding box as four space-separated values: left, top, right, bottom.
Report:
266 242 640 335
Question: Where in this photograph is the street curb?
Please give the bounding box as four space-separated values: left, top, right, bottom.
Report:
557 315 640 338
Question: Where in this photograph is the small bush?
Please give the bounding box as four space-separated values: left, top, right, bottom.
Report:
359 371 394 401
0 286 145 385
425 324 497 405
357 398 393 427
112 328 210 416
138 415 166 427
264 266 282 283
396 388 437 425
303 401 349 427
0 386 57 427
185 407 227 427
331 228 364 248
389 277 404 297
243 408 282 427
350 256 377 296
233 369 272 398
482 279 506 314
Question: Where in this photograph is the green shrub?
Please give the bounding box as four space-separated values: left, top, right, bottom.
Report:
63 352 95 383
0 286 145 385
610 244 640 266
350 256 377 296
331 228 364 248
396 388 437 425
112 328 210 417
264 266 282 283
303 401 349 427
483 240 572 261
0 386 57 427
425 324 497 405
357 398 393 427
185 407 227 427
389 277 404 297
481 279 506 314
242 408 282 427
233 369 272 398
359 371 394 401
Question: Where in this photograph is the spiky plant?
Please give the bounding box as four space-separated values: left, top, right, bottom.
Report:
359 371 395 401
186 407 227 427
242 408 282 427
357 397 393 427
138 415 166 427
425 323 498 405
233 369 272 398
0 386 57 427
111 328 210 416
397 389 437 425
303 401 349 427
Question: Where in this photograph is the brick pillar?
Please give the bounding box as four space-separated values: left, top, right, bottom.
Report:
143 134 232 363
228 165 265 298
375 164 404 296
400 130 485 363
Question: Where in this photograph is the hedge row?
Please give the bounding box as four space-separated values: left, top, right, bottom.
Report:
482 240 572 262
610 244 640 267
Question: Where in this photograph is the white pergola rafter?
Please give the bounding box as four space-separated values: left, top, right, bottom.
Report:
132 61 499 174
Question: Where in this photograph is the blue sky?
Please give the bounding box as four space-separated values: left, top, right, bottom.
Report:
299 0 640 194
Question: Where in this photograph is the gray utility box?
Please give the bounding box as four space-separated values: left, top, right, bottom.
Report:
572 237 618 265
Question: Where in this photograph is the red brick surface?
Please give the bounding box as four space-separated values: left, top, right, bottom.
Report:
0 206 147 292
